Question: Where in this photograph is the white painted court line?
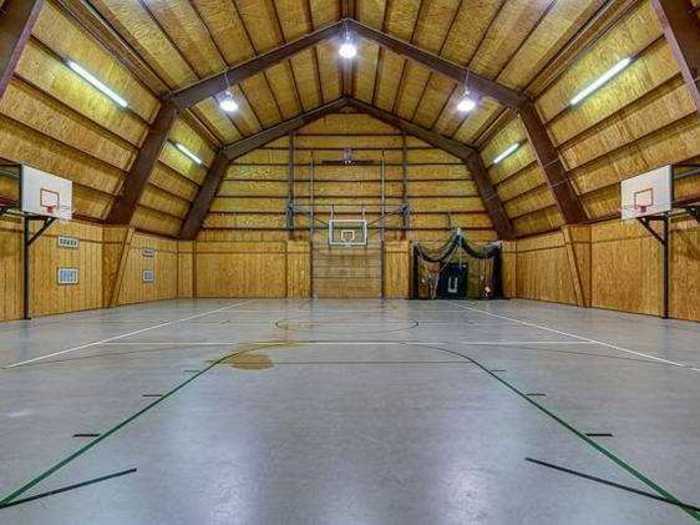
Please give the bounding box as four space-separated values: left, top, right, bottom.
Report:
2 300 255 369
99 340 597 346
451 302 693 369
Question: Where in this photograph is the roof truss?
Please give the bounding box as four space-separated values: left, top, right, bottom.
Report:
0 0 44 99
180 97 515 240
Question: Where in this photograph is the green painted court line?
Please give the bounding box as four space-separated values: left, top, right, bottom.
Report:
0 344 270 506
420 343 700 523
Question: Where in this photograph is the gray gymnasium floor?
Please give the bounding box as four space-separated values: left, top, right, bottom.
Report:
1 299 699 524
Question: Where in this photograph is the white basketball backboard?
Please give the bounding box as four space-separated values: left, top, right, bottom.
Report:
21 166 73 220
620 165 672 220
329 219 368 246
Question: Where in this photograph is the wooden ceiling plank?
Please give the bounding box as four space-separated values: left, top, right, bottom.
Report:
106 101 179 224
56 0 169 95
171 20 343 109
0 0 44 100
652 0 700 114
518 102 587 224
448 0 508 139
223 97 349 159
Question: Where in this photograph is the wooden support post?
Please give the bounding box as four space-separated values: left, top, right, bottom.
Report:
562 224 591 307
106 101 179 225
652 0 700 114
108 227 134 307
519 102 587 224
0 0 44 100
288 132 295 237
401 132 408 239
464 154 515 241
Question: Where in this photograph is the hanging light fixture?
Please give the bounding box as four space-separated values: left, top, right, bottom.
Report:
338 27 357 59
457 91 476 113
457 71 476 113
219 92 239 113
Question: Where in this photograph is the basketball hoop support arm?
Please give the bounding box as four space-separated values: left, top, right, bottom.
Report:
636 214 670 319
23 215 57 320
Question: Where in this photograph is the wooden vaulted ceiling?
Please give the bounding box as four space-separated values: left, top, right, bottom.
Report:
67 0 618 146
2 0 699 240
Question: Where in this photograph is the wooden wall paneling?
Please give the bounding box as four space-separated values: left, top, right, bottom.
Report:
30 221 103 317
177 240 194 298
515 231 577 305
116 233 179 305
383 240 410 298
590 220 663 316
501 240 517 298
0 217 23 321
669 216 700 321
286 240 310 297
195 241 288 297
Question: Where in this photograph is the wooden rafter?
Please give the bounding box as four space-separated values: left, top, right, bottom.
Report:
180 151 229 240
170 21 345 109
106 101 179 224
518 102 587 224
465 154 515 240
345 19 526 109
223 98 349 159
181 97 515 239
652 0 700 114
347 97 477 153
0 0 44 99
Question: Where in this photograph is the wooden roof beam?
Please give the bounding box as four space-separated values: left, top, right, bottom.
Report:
0 0 44 99
170 21 345 109
518 102 587 224
652 0 700 114
347 97 477 154
106 101 179 224
179 150 228 240
345 18 527 109
169 17 528 111
347 98 514 240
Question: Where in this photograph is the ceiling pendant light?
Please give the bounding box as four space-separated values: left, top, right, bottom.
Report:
338 30 357 59
457 72 476 113
457 92 476 113
219 93 239 113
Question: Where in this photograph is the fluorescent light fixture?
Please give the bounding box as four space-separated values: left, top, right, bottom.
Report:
67 60 128 108
219 95 239 113
457 96 476 113
175 143 202 165
339 37 357 59
493 143 520 165
570 57 631 106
